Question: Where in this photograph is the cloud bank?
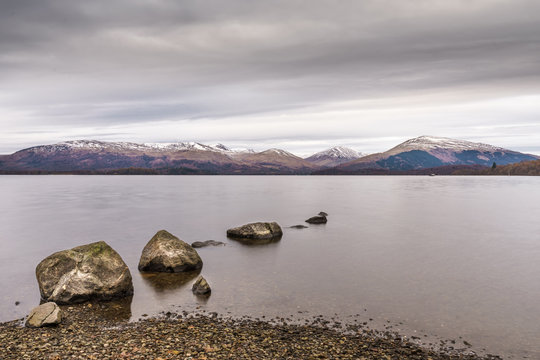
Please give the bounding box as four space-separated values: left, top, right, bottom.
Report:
1 0 540 155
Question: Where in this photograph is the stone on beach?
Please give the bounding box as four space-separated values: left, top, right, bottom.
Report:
192 275 211 295
226 222 283 240
138 230 203 273
25 302 62 328
35 241 133 304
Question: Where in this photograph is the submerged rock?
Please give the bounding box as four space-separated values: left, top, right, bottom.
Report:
191 240 225 248
305 215 327 224
226 222 283 241
192 275 211 296
290 225 308 229
25 302 62 328
138 230 203 273
35 241 133 304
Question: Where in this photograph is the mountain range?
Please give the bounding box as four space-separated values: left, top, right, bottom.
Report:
0 136 537 175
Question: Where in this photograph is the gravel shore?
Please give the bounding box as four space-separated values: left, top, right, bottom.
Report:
1 304 502 360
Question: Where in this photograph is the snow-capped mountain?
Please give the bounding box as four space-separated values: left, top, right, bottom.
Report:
385 136 504 154
0 140 317 174
305 146 365 168
336 135 537 172
29 140 252 154
1 136 536 174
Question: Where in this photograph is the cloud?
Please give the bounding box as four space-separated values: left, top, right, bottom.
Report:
1 0 540 154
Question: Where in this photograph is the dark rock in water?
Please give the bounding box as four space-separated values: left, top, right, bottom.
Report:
15 301 20 306
227 222 283 240
191 240 225 248
25 302 62 328
36 241 133 304
305 215 327 224
192 275 211 296
290 225 308 229
139 230 203 273
318 212 328 217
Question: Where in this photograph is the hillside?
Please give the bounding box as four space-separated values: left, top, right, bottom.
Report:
335 136 537 172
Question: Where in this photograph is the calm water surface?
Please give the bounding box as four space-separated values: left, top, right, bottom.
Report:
1 176 539 358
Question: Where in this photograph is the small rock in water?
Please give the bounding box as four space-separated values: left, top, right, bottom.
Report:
227 222 283 240
191 240 226 248
15 301 20 306
318 212 328 217
290 225 308 229
192 276 211 296
25 302 62 328
305 215 327 224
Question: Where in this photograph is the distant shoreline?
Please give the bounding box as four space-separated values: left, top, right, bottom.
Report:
1 162 539 176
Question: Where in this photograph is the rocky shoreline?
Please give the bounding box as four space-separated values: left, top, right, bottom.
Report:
0 304 502 360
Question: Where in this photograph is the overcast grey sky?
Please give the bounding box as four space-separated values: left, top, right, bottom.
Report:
1 0 540 155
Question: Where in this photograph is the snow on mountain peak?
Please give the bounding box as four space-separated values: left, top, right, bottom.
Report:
392 136 504 153
307 146 363 160
262 148 298 157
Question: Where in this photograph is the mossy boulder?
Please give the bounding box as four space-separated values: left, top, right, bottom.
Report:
35 241 133 304
138 230 203 273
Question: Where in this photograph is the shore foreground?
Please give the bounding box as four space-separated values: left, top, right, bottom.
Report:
0 305 502 360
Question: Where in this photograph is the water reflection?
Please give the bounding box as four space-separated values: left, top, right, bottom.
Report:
227 235 282 246
59 296 133 321
139 270 201 292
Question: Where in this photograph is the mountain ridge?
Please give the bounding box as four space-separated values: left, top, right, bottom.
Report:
334 135 537 172
304 146 365 168
0 136 537 174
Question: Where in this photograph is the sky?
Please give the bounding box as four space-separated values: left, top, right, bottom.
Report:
1 0 540 156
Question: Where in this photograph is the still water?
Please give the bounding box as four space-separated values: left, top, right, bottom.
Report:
0 176 539 358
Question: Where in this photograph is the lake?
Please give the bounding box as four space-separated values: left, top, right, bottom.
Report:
0 175 539 358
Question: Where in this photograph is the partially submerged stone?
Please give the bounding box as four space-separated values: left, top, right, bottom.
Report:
192 275 211 296
36 241 133 304
305 215 327 224
191 240 225 248
318 211 329 217
290 225 308 229
25 302 62 328
226 222 283 241
138 230 203 273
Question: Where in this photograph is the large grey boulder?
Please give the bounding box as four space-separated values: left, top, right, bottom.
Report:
138 230 203 273
36 241 133 304
226 222 283 241
26 302 62 328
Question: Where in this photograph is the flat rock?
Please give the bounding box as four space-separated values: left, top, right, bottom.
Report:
226 222 283 240
191 240 225 248
25 302 62 328
138 230 203 273
192 275 211 296
36 241 133 304
305 215 327 224
290 225 308 229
